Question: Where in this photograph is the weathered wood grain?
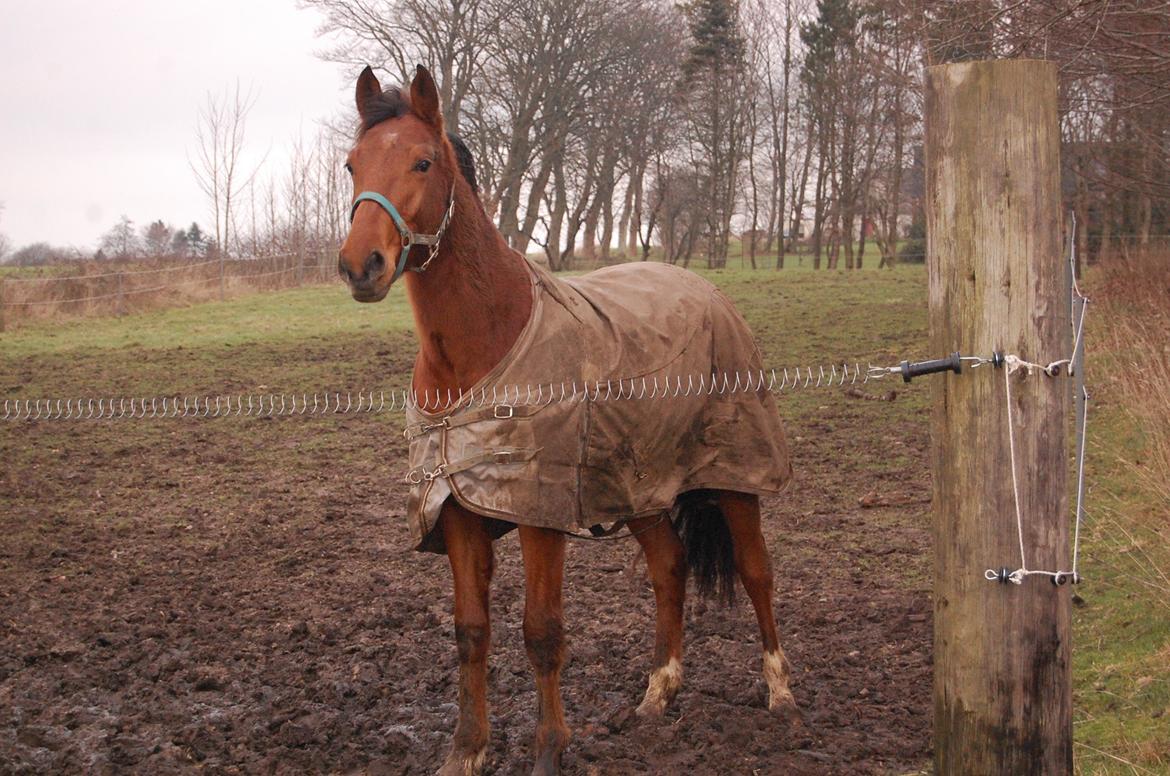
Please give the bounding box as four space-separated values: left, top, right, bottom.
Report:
926 59 1072 775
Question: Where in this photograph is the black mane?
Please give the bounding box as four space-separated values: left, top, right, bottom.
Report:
359 86 478 194
447 133 479 194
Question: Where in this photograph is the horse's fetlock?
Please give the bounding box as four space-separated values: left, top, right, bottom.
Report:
438 745 486 776
763 649 795 712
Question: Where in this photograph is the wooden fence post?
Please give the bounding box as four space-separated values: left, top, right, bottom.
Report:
926 60 1072 775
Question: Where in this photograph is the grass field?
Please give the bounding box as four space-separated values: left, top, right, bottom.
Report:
1 261 1166 773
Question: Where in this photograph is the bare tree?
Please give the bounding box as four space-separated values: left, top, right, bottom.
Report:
100 216 141 259
142 220 175 257
919 0 1170 256
190 82 261 258
679 0 751 268
867 0 919 269
305 0 512 127
752 0 805 267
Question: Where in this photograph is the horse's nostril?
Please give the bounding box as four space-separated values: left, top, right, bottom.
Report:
365 250 386 277
337 258 354 282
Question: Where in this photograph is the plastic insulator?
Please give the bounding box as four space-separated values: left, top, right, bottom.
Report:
900 352 963 383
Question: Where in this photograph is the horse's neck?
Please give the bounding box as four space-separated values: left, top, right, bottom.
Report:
403 191 533 396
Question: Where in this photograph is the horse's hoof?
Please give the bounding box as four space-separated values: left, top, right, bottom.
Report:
635 697 667 719
635 658 682 719
437 747 486 776
769 695 804 728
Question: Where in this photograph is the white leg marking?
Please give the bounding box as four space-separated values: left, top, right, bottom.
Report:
763 650 795 710
439 746 486 776
637 657 683 717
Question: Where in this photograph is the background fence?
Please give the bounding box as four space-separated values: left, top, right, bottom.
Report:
0 252 339 330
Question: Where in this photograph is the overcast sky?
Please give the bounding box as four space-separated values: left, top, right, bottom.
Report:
0 0 352 250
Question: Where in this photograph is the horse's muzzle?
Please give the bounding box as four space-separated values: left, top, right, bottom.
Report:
339 250 388 301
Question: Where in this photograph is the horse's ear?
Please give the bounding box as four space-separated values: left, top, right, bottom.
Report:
355 66 382 122
409 65 444 130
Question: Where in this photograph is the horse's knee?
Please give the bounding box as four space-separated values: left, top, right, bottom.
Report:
523 614 564 674
455 623 490 665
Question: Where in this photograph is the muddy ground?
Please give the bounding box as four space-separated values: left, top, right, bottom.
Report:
0 376 932 775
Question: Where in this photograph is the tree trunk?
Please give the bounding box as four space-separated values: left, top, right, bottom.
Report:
787 115 814 258
628 162 645 258
516 159 556 256
811 134 827 270
546 158 568 271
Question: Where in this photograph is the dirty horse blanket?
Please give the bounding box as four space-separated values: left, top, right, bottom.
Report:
404 261 792 553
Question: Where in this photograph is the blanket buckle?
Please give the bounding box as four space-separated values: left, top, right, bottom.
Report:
494 404 514 419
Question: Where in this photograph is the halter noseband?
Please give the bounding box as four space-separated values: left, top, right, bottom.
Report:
349 186 455 284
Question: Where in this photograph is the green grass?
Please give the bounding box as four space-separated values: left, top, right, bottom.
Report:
0 284 412 358
2 261 1166 772
1070 362 1170 772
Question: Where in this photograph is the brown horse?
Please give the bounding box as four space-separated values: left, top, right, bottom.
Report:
338 65 800 776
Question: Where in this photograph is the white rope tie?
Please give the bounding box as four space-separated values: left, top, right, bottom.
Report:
985 353 1088 586
984 234 1091 586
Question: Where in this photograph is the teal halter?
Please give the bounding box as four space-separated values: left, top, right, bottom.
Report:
349 186 455 284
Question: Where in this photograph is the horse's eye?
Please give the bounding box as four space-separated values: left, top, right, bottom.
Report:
414 159 432 173
344 163 353 175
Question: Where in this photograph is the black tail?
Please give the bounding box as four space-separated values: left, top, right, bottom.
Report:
673 490 736 605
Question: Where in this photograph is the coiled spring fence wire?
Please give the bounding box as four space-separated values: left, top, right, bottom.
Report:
2 351 1091 585
2 361 917 422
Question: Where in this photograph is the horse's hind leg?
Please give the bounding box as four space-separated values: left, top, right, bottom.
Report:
629 513 687 718
439 502 495 776
518 525 570 776
715 490 800 722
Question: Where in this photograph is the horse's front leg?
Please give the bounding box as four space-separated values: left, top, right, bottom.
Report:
438 502 496 776
517 525 570 776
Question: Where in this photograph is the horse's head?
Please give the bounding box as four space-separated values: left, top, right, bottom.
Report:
339 65 459 302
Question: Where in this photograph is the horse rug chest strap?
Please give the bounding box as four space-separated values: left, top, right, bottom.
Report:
403 402 539 441
405 447 541 484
